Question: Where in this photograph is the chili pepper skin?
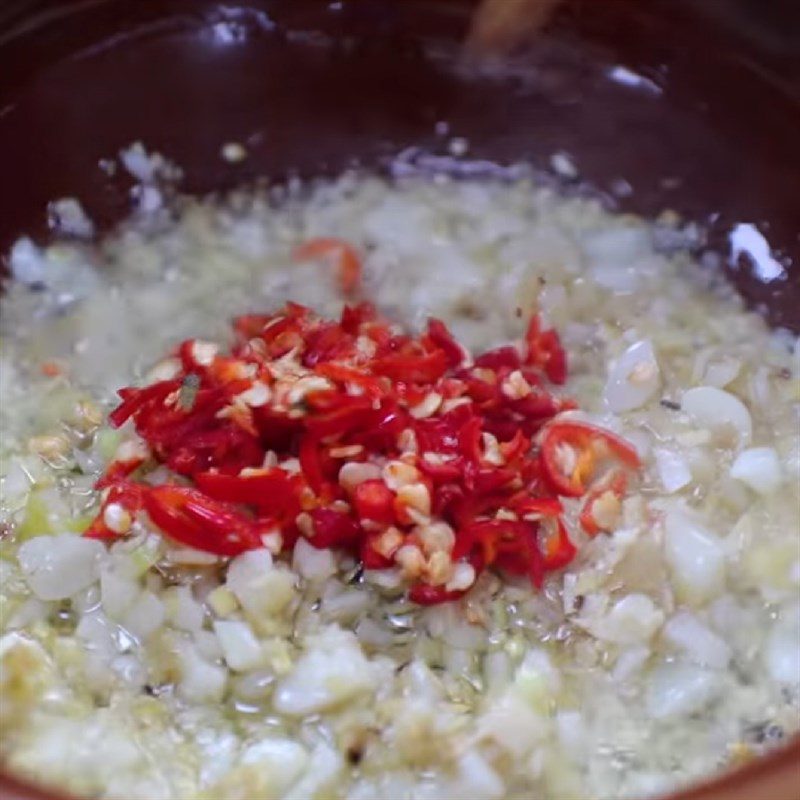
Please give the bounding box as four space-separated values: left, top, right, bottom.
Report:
579 470 629 536
353 480 396 525
408 583 469 606
84 482 145 541
525 314 567 385
143 486 264 556
307 508 361 549
540 421 640 497
109 380 181 428
292 238 363 295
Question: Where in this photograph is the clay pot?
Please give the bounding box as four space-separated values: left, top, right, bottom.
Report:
0 2 798 798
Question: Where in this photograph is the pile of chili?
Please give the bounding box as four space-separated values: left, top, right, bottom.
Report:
85 297 640 604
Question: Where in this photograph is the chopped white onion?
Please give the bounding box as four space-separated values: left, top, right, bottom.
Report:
612 645 651 683
484 649 512 695
240 738 309 795
283 742 343 800
111 654 147 687
193 628 224 661
453 750 505 800
703 356 741 388
166 585 205 632
363 568 403 590
443 645 474 676
681 386 752 446
764 606 800 687
320 590 371 622
654 448 692 493
583 226 652 293
273 627 377 715
6 598 49 629
75 609 120 661
514 648 562 709
121 590 165 641
166 547 219 566
47 198 95 238
119 141 163 183
231 670 275 703
226 549 296 617
645 661 722 719
292 537 337 582
2 163 799 799
213 620 265 671
591 593 664 644
9 237 48 286
475 690 548 758
227 548 272 588
556 710 588 762
424 602 488 650
100 566 140 620
730 447 783 495
176 644 227 703
662 611 731 669
664 511 726 606
18 534 106 601
355 618 395 648
404 659 445 702
603 339 661 412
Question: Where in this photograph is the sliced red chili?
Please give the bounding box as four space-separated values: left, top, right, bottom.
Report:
511 495 563 518
87 299 640 604
95 456 146 490
307 508 361 549
314 363 386 399
194 469 297 517
432 483 466 522
233 313 272 341
352 479 396 525
525 314 567 385
302 323 356 367
463 463 516 495
424 319 466 368
109 379 180 428
499 429 530 464
510 391 565 420
164 427 263 478
540 517 577 570
349 401 409 452
458 415 483 463
293 237 363 296
84 482 145 541
579 469 628 536
144 485 263 555
371 350 449 384
417 455 463 484
408 582 469 605
457 519 538 572
299 435 327 497
414 408 468 455
474 346 522 371
305 396 375 439
340 302 377 334
540 420 640 497
360 533 394 569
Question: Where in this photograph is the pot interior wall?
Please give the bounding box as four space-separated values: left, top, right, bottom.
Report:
0 0 798 328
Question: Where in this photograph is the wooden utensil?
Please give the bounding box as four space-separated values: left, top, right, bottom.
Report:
467 0 562 53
